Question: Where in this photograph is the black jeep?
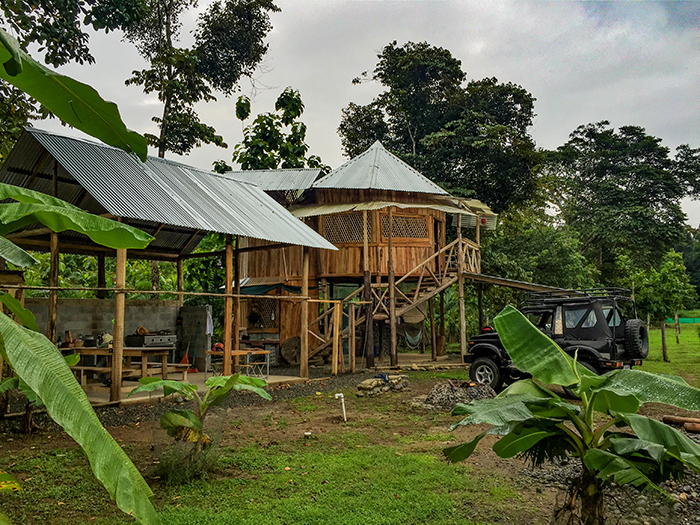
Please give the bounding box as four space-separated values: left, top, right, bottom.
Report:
465 288 649 390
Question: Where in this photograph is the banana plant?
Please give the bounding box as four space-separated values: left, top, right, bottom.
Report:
445 305 700 525
129 374 271 456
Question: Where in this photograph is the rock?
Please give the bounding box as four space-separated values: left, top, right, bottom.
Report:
679 493 688 502
421 381 496 410
411 363 419 370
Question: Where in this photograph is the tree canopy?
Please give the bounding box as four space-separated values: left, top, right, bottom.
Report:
552 121 700 282
338 41 539 213
124 0 279 157
215 88 329 173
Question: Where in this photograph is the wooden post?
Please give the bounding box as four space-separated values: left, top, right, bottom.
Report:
47 233 59 343
349 302 356 373
457 214 467 360
388 207 397 366
363 210 374 368
439 291 446 356
321 277 329 339
300 246 310 379
478 284 484 330
110 248 126 402
233 236 241 371
176 258 184 307
332 302 341 375
476 213 481 245
97 253 106 299
223 235 233 376
675 312 680 344
363 271 374 369
428 297 437 360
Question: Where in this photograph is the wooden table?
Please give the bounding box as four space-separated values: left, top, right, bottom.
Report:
75 346 172 380
205 349 270 380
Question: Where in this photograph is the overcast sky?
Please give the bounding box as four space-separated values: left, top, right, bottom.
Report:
37 0 700 224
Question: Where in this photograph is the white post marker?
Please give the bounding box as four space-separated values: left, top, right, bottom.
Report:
335 393 347 422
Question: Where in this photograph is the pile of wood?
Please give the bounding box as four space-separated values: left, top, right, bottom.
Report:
662 415 700 433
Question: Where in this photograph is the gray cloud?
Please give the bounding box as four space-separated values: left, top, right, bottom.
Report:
34 0 700 223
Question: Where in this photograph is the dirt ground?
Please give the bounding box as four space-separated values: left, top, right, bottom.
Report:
2 371 699 524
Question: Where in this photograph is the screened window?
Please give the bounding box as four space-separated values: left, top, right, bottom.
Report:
565 307 597 329
322 213 372 244
380 215 428 239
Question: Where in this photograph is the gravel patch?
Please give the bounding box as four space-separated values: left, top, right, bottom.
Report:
520 429 700 525
0 366 377 435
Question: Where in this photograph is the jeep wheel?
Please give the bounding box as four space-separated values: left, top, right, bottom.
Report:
469 357 503 391
624 319 649 358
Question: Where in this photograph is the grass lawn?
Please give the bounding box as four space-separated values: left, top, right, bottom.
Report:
0 382 549 525
642 325 700 387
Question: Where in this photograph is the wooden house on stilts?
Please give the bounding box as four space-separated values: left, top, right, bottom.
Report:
234 141 496 372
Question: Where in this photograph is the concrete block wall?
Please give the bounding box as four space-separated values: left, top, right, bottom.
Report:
179 305 212 372
25 298 180 342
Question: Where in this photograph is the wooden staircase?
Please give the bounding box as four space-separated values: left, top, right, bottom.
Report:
306 238 480 368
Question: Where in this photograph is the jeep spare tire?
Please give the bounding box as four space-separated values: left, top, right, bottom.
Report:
624 319 649 359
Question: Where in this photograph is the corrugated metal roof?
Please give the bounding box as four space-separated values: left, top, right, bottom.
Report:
289 201 476 218
313 141 449 195
226 168 320 191
1 128 336 251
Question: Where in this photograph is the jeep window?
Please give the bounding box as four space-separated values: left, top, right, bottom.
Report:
602 306 622 327
565 307 597 329
525 311 552 330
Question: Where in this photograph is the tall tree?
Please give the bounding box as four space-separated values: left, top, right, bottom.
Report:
125 0 279 158
554 121 700 283
0 0 147 165
214 88 329 173
338 41 539 213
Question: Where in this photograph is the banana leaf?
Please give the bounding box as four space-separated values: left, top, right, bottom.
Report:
0 292 39 332
608 437 700 472
0 183 82 210
0 236 36 268
450 394 540 430
444 421 519 462
493 305 594 387
591 369 700 412
0 313 160 524
160 410 202 438
615 413 700 460
0 29 148 161
0 471 20 493
0 203 153 249
492 423 561 458
498 378 558 399
584 448 658 491
128 378 197 399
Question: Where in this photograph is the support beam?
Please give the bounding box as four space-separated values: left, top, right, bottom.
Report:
349 302 356 373
363 270 374 368
429 296 437 360
300 246 309 379
439 291 446 356
388 207 397 366
97 253 106 299
233 236 241 372
176 258 184 307
47 233 59 343
110 248 126 402
23 151 50 189
332 303 341 375
223 235 233 376
457 214 467 360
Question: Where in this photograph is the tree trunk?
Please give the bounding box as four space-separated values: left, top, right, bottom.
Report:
661 322 669 362
552 469 605 525
579 470 605 525
23 402 37 435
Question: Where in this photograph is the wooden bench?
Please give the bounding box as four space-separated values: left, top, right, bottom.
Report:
123 363 189 381
70 366 140 386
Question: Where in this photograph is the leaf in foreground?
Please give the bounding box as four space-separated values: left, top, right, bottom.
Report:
0 313 160 524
